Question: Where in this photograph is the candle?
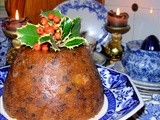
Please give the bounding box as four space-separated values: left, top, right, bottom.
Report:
107 8 129 27
4 10 30 31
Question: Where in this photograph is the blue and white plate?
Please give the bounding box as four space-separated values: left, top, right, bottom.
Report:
0 65 144 120
55 0 111 52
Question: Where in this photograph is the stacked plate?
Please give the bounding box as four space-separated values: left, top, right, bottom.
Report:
108 61 160 101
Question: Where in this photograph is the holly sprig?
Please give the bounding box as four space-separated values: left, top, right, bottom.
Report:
16 10 88 51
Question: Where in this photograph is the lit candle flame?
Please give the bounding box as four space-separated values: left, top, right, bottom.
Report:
15 10 19 20
150 7 153 14
116 8 120 16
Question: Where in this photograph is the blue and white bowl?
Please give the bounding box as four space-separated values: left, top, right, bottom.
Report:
122 40 160 83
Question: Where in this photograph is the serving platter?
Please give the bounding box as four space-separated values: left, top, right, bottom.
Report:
55 0 111 52
0 65 143 120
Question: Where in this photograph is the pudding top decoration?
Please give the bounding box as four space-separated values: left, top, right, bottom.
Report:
16 10 88 51
107 8 129 27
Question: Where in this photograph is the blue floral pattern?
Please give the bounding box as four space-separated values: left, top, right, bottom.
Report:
97 65 142 120
0 65 143 120
109 62 160 120
139 94 160 120
0 66 9 96
57 0 107 21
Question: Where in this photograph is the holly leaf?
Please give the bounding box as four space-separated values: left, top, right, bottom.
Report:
17 23 40 47
70 18 81 38
39 35 50 43
61 17 72 40
49 36 60 51
64 37 88 49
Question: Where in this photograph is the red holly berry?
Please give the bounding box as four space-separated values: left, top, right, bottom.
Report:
54 32 61 40
44 26 55 34
53 16 61 23
36 26 44 35
40 17 48 25
48 13 55 20
33 43 41 51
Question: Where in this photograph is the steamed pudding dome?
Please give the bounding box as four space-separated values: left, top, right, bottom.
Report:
3 10 104 120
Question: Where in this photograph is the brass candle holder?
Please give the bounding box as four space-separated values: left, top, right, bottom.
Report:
2 28 21 64
105 25 130 63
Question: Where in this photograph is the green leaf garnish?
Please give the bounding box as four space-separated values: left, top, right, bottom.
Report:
61 17 72 40
64 37 88 49
70 18 81 38
49 36 60 51
39 35 50 43
17 23 40 47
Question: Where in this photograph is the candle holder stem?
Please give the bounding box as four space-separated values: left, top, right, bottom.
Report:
105 25 130 63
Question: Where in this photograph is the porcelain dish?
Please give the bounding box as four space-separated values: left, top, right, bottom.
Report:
55 0 110 52
0 65 144 120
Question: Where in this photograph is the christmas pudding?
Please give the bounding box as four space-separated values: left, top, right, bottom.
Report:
3 10 104 120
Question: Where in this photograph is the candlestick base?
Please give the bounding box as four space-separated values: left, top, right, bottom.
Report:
105 25 130 63
2 28 21 64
